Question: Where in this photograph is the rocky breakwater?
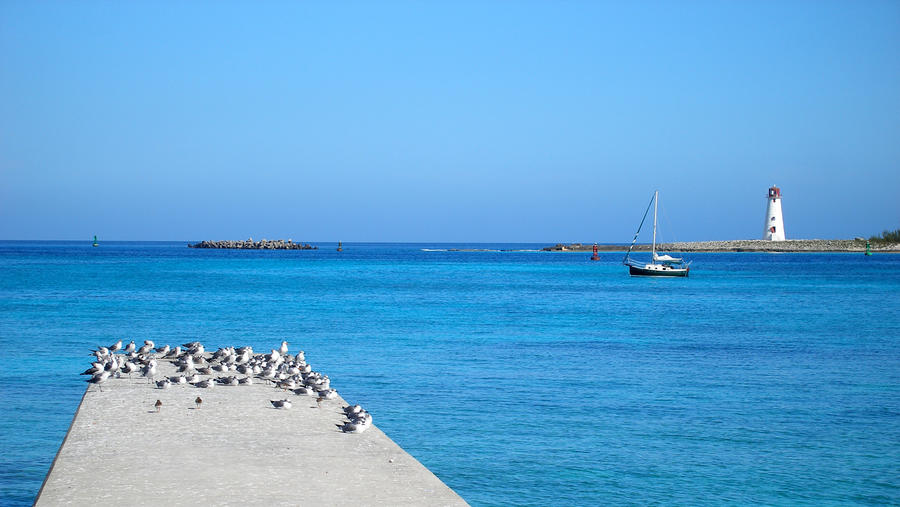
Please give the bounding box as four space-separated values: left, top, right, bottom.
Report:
189 238 317 250
661 239 900 252
544 239 900 253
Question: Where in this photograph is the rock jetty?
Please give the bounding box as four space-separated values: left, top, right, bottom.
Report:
189 238 317 250
544 239 900 253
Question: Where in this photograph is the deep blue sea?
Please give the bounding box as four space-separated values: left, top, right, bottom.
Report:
1 241 899 506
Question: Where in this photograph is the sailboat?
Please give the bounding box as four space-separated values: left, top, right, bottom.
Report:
92 235 99 247
623 191 690 277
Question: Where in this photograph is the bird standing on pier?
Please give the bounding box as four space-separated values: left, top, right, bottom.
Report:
195 397 202 409
80 362 104 376
190 379 213 389
87 371 110 391
140 361 157 383
270 399 292 409
155 399 162 412
122 361 138 378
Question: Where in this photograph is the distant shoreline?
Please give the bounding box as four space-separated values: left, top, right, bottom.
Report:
543 239 900 253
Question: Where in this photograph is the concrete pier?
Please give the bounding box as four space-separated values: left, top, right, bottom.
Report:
36 359 467 506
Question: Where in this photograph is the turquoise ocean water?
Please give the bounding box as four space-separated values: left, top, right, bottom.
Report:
1 241 898 505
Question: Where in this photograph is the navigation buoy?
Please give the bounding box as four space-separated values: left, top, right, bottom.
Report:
92 235 99 247
590 243 600 261
337 241 343 252
865 241 872 256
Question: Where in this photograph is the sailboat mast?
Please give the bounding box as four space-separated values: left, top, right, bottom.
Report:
652 190 658 258
623 193 656 264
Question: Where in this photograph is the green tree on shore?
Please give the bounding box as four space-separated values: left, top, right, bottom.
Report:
869 228 900 243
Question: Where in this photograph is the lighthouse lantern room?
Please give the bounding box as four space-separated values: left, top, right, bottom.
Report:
763 185 785 241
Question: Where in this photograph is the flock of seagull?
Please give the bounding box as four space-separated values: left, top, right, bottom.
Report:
82 339 373 433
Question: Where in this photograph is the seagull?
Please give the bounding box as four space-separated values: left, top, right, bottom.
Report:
124 340 136 354
191 379 213 388
141 362 157 383
156 379 171 389
87 371 110 391
279 341 289 356
338 421 369 434
270 399 292 409
109 340 122 353
258 368 276 384
155 399 162 412
339 407 373 433
80 363 104 375
121 361 138 377
169 375 187 385
350 412 373 425
177 356 195 373
215 376 238 386
103 358 119 373
195 397 202 409
318 388 338 400
238 376 253 385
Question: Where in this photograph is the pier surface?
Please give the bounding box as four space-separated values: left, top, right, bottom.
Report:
36 361 467 506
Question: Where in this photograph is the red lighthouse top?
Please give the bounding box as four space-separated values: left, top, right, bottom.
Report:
768 185 781 198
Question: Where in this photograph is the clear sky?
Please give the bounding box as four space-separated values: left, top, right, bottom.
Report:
1 1 898 242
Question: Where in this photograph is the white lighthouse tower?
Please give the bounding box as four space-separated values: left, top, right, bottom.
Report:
763 185 785 241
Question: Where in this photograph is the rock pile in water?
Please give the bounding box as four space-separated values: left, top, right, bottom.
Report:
188 238 317 250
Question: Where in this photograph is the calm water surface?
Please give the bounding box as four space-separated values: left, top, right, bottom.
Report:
1 242 898 505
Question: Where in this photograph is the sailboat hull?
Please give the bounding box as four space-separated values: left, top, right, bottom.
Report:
628 264 689 277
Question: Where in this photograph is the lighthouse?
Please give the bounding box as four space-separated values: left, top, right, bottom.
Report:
763 185 785 241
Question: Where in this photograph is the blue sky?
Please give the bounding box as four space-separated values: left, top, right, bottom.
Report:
1 1 898 242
